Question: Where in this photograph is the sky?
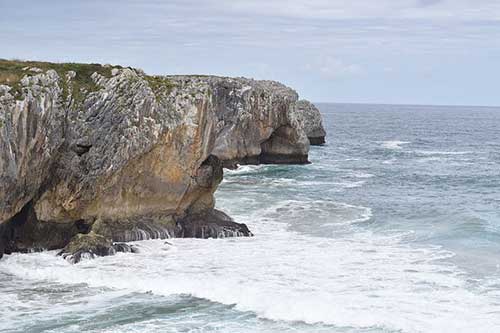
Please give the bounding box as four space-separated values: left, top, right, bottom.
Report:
1 0 500 106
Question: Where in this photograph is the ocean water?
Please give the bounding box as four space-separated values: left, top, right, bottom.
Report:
1 103 500 333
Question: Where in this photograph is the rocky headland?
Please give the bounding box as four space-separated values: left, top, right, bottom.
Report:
0 60 326 263
295 100 327 145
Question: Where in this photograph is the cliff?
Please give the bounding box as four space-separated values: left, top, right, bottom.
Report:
0 60 325 262
294 100 326 145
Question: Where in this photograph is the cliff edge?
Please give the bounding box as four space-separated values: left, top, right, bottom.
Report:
0 60 326 262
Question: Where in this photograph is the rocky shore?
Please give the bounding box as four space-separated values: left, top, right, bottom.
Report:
0 60 326 262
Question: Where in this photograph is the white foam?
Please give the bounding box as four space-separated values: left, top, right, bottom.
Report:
415 150 473 156
341 180 366 188
256 199 373 228
380 140 411 150
223 176 298 187
2 210 500 332
351 172 375 179
224 165 266 175
298 180 366 189
2 155 500 332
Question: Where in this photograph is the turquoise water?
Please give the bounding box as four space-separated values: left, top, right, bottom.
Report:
1 103 500 332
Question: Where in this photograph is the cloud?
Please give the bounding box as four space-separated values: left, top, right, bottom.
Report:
1 0 499 104
211 0 500 20
306 57 363 79
416 0 443 7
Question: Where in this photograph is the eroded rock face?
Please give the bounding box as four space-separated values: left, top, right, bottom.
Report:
293 100 326 145
0 73 66 225
171 76 310 168
0 61 325 261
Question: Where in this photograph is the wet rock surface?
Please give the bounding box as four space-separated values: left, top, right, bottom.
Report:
58 233 139 264
177 209 253 239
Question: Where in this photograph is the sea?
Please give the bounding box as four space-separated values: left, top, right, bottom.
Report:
1 103 500 333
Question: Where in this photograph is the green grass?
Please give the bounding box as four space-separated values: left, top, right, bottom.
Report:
0 59 122 102
0 59 178 104
144 75 176 94
144 75 176 100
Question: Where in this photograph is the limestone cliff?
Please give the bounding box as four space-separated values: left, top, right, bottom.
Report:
0 60 324 262
294 100 327 145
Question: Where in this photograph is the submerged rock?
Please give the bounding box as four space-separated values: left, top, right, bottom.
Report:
0 60 326 261
293 100 326 145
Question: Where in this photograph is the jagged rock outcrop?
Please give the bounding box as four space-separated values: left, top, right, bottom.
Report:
0 60 324 262
293 100 326 145
172 76 310 168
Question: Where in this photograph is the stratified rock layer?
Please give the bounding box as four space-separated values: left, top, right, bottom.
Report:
0 60 324 261
293 100 326 145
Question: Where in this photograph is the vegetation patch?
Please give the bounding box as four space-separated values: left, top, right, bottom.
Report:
0 59 122 102
144 75 176 100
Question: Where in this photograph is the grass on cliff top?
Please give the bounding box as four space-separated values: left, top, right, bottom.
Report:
144 75 177 99
0 59 123 101
0 59 176 103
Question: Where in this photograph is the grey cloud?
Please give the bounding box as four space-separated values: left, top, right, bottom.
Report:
416 0 443 7
0 0 499 105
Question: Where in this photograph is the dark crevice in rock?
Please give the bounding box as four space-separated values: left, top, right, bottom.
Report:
308 136 326 145
0 201 89 258
73 143 92 156
75 219 92 234
221 125 310 168
259 153 310 164
259 125 309 164
0 201 36 257
195 155 223 188
222 153 309 169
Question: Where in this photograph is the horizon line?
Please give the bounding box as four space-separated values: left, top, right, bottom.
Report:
314 101 500 108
